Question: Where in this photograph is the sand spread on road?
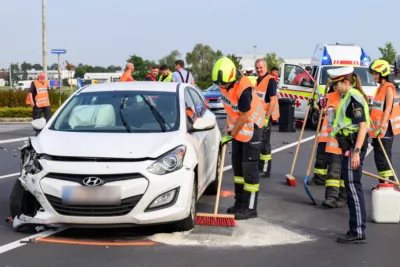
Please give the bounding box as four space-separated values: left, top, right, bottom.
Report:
148 218 314 247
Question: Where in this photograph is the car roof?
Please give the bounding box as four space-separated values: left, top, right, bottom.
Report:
79 82 181 93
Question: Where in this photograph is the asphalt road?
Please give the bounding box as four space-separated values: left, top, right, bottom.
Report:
0 121 400 267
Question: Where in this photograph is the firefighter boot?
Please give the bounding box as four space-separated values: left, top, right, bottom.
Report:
227 200 245 214
322 197 338 208
235 191 258 220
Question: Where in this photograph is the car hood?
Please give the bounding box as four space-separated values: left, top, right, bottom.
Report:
32 129 185 159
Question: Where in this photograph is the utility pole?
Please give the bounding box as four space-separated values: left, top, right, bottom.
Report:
42 0 47 80
9 63 12 88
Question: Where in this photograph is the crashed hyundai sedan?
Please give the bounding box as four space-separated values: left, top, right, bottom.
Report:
10 82 222 232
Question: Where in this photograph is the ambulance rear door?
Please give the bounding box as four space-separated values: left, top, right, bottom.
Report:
278 63 316 120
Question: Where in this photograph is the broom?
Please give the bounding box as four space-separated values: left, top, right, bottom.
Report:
363 170 400 186
286 78 319 186
195 142 236 227
303 82 329 205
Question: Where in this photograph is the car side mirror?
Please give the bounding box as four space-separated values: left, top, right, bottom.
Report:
31 118 46 131
188 117 216 133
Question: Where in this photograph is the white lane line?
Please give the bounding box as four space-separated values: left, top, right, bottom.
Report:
0 228 66 255
0 137 29 144
0 173 19 180
223 135 316 172
366 144 373 157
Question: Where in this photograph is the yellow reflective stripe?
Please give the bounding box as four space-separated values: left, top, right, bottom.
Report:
340 180 345 187
244 183 260 192
379 170 393 177
314 168 328 175
325 179 340 188
234 176 244 184
260 154 271 160
279 89 312 98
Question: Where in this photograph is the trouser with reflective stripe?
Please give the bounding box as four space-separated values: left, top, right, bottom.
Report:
325 153 346 200
342 150 366 239
372 136 394 182
259 121 271 175
232 125 263 210
312 142 328 184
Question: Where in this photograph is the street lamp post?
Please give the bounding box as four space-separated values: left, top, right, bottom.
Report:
42 0 47 80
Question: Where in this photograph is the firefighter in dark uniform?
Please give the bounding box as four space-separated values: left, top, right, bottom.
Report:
329 66 370 244
212 57 266 220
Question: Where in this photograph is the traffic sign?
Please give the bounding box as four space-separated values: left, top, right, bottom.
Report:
51 49 67 54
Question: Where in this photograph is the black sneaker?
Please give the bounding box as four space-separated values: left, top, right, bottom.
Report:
336 233 366 244
234 209 257 220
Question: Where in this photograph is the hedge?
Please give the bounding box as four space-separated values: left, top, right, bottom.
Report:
0 107 59 118
0 89 71 108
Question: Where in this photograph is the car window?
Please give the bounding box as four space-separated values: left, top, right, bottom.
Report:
283 64 313 86
188 88 207 117
320 66 377 87
184 89 198 126
50 90 180 133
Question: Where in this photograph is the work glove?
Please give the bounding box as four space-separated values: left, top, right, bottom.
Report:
319 98 326 108
307 98 315 107
220 135 233 146
263 118 269 128
374 127 383 138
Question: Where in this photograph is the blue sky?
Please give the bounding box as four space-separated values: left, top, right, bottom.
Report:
1 0 399 67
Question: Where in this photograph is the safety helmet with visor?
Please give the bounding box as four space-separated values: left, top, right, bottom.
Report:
212 57 237 86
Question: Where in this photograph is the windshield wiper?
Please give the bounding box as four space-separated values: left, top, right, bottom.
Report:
119 96 132 133
139 94 167 132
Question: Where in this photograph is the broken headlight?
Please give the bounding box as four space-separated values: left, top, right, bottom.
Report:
20 142 43 175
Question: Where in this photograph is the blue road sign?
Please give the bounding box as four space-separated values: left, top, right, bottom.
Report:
51 49 67 54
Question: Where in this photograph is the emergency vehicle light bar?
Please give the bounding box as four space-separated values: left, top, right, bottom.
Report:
360 48 370 66
321 47 332 65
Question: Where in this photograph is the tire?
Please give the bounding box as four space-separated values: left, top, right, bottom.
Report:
173 179 197 232
9 179 25 218
307 109 320 130
204 148 222 195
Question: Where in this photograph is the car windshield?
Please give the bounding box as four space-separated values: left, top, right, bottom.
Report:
320 66 377 87
50 90 180 133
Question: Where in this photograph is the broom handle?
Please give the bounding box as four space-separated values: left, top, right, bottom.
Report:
369 118 399 183
362 170 400 186
214 143 227 215
289 80 318 175
305 96 325 176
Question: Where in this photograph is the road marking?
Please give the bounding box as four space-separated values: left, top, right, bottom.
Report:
0 173 19 180
366 144 373 157
223 135 316 172
0 228 66 255
0 137 28 144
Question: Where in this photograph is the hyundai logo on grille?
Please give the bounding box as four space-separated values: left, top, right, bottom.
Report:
82 177 104 186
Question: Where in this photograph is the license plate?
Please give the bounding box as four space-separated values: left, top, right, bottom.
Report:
61 186 121 206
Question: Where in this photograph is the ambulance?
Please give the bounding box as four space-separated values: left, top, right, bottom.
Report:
277 43 377 129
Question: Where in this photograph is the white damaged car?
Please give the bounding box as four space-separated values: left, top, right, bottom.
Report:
10 82 222 232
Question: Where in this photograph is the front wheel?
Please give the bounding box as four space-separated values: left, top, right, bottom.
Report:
9 180 25 219
172 179 197 232
307 109 320 130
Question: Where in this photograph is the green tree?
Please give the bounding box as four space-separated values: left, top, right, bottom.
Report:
213 50 224 63
225 54 242 71
264 52 285 69
186 43 215 82
159 50 181 70
378 42 397 64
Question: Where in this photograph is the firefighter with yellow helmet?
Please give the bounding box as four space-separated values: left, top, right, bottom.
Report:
212 57 266 220
368 59 400 185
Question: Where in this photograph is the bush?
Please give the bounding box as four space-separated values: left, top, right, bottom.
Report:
0 107 59 118
0 89 71 108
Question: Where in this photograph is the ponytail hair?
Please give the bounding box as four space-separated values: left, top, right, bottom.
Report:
344 73 368 103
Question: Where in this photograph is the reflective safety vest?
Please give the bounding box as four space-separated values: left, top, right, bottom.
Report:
159 72 172 82
26 80 50 107
220 76 266 142
120 72 134 82
255 74 280 120
369 82 400 138
324 91 342 155
247 76 257 86
145 74 157 81
331 89 370 138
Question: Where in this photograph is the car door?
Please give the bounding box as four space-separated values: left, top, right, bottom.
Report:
187 87 218 193
278 63 316 119
184 88 208 194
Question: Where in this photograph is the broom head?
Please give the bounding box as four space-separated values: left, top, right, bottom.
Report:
195 213 236 227
286 174 297 187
